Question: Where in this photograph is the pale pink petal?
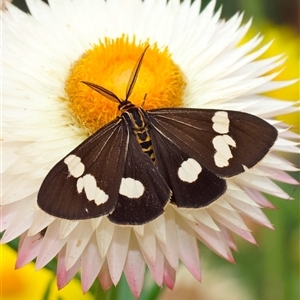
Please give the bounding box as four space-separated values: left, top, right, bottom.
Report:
157 207 179 269
16 232 43 268
163 258 176 290
190 220 234 261
221 227 238 252
107 226 131 285
36 220 67 269
81 235 103 293
244 187 276 209
57 246 81 289
229 199 274 229
124 235 146 299
146 242 164 286
208 205 250 231
65 220 93 270
258 166 299 184
226 182 260 207
217 221 257 245
176 216 201 281
235 173 290 198
135 224 157 265
98 260 113 291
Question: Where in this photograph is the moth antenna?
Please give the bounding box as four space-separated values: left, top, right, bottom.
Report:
125 45 150 100
81 81 122 104
141 93 147 107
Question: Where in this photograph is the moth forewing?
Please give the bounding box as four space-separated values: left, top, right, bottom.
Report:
148 108 277 178
37 120 129 220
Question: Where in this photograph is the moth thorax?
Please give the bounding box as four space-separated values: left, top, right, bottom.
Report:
119 101 135 113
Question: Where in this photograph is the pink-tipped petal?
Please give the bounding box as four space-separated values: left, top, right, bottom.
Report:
146 242 164 286
221 227 238 252
190 220 233 261
163 258 176 290
81 235 104 293
218 221 257 245
124 235 146 299
57 247 81 289
135 224 157 265
36 220 67 269
208 206 250 231
245 187 276 209
98 260 113 291
258 166 299 184
16 232 43 268
229 199 274 229
176 217 201 282
236 173 290 199
107 226 131 285
158 207 179 269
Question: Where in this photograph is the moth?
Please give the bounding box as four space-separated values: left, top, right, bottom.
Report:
37 47 277 225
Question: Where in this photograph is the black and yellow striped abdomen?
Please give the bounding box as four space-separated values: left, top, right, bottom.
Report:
123 106 156 164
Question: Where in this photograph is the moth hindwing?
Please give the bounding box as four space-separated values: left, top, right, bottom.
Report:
37 47 277 225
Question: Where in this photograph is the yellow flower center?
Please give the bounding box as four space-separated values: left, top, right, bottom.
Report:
65 36 185 134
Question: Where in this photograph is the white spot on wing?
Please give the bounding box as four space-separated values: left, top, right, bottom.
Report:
212 111 230 134
178 158 202 183
64 154 85 178
83 174 97 200
77 177 84 193
94 187 109 205
76 174 109 205
213 135 236 167
119 177 145 199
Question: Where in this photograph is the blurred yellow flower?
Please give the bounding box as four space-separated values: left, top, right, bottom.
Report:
0 245 93 300
246 22 299 129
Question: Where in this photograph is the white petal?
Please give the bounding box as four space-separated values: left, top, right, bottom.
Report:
107 226 131 285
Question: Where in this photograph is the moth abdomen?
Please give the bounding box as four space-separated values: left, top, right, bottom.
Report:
135 129 155 160
122 107 156 164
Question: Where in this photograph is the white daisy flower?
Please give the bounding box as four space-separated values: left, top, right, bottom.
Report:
2 0 299 298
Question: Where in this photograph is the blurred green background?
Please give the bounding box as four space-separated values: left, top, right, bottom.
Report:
3 0 299 300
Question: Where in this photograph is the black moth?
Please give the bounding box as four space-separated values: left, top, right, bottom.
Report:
37 47 277 225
